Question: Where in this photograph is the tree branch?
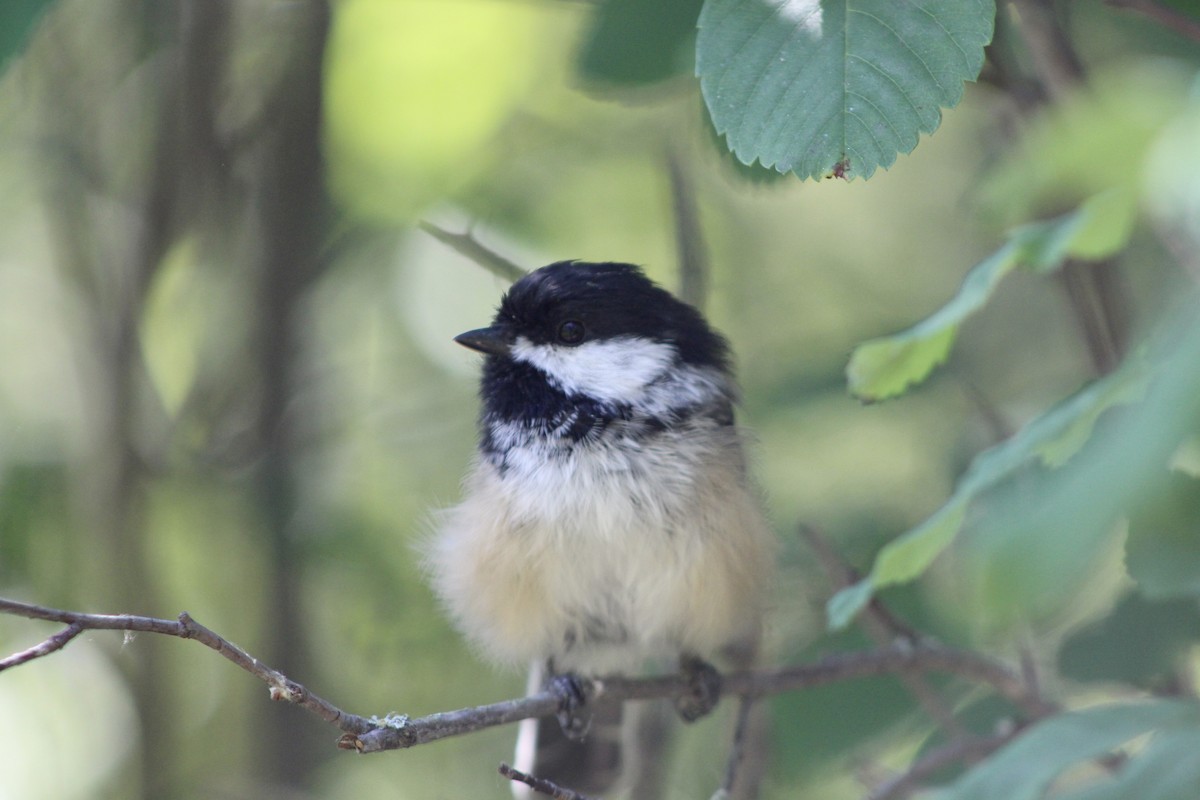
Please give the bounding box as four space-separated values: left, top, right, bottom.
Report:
720 695 757 797
865 728 1020 800
0 597 375 735
1106 0 1200 42
499 762 599 800
418 221 527 283
1 595 1053 761
341 641 1053 754
0 622 85 671
666 146 710 310
799 525 968 737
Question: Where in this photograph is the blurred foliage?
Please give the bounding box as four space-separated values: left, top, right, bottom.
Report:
0 1 1198 799
845 191 1135 403
933 699 1200 800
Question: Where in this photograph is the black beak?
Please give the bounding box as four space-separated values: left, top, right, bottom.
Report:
454 325 513 356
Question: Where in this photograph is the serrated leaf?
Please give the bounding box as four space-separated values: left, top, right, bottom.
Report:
577 0 703 88
847 194 1135 402
930 700 1200 800
696 0 994 180
829 360 1150 628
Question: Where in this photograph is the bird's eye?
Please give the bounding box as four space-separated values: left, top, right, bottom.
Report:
557 320 586 345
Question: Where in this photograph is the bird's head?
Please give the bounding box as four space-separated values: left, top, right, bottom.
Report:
455 261 730 404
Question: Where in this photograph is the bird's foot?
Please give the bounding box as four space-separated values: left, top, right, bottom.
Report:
675 655 722 723
549 672 592 740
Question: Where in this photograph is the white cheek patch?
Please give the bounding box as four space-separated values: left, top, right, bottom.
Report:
511 335 676 404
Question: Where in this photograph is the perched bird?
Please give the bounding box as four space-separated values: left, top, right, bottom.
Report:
428 260 775 795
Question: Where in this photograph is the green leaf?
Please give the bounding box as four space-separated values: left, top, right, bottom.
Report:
1056 724 1200 800
1059 593 1200 688
828 359 1151 629
847 194 1135 402
696 0 994 180
827 502 965 629
931 700 1200 800
0 0 52 67
1126 472 1200 599
577 0 704 88
1030 361 1150 468
846 247 1017 402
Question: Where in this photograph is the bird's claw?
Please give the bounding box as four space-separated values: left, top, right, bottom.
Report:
550 673 592 740
675 656 722 723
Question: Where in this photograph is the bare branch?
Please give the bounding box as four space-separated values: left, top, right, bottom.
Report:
0 597 375 735
799 525 967 737
0 622 85 671
499 762 599 800
721 695 756 797
798 524 921 642
340 640 1054 754
418 221 527 283
1106 0 1200 42
665 147 710 310
1 596 1054 761
865 728 1020 800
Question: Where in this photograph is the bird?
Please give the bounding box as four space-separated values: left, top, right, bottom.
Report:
427 260 775 796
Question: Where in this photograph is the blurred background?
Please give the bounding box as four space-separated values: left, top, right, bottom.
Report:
0 1 1197 798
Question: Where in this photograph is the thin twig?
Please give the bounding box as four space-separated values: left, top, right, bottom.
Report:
1010 0 1086 98
666 147 709 310
418 221 527 283
798 525 921 641
799 525 966 736
0 597 375 735
721 695 756 796
0 622 85 671
1018 634 1042 702
499 762 599 800
1106 0 1200 41
1009 1 1131 376
865 729 1020 800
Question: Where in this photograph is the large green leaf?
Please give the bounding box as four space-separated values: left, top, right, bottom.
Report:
1055 724 1200 800
1059 593 1200 688
828 357 1151 629
696 0 994 180
847 192 1135 403
931 700 1200 800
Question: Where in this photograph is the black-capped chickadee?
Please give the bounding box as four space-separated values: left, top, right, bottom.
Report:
428 261 775 795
